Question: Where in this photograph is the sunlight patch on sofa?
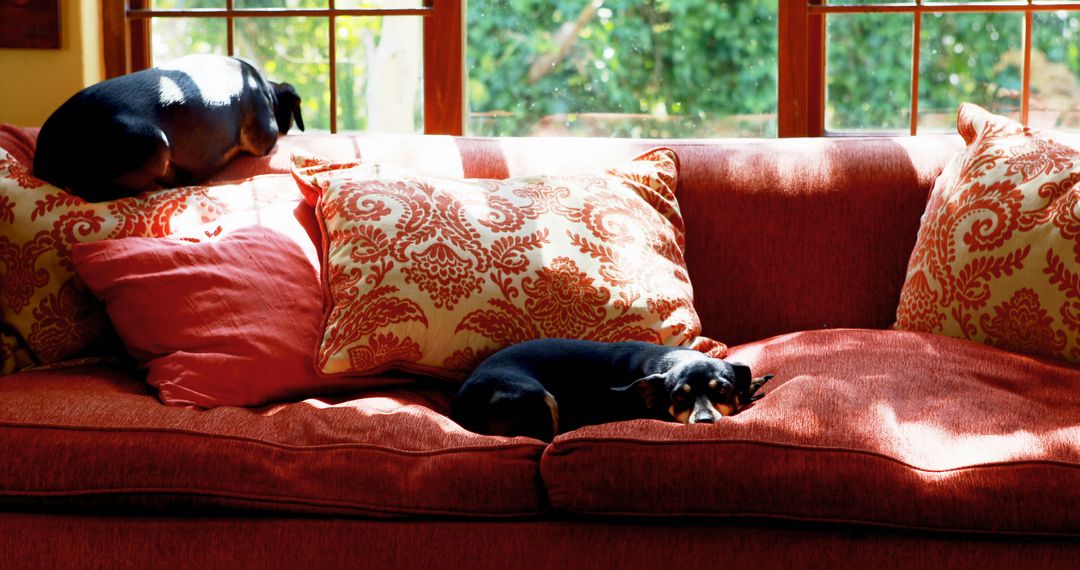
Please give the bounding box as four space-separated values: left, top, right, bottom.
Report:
875 401 1080 472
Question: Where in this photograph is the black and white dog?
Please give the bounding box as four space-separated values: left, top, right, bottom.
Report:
34 54 304 202
452 339 773 441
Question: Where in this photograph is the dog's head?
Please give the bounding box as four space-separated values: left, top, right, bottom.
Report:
271 82 305 134
613 358 772 424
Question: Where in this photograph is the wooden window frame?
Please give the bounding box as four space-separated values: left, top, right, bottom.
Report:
103 1 1079 138
779 0 1080 137
103 0 463 135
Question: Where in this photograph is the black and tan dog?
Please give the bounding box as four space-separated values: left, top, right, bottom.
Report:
34 54 304 202
451 339 773 441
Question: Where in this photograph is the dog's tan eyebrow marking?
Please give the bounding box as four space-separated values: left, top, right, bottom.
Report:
708 379 718 389
713 402 736 417
681 384 692 393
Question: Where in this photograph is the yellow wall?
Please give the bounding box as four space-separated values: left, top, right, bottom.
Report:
0 0 102 127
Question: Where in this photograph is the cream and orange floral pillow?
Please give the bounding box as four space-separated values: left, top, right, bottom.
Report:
896 103 1080 362
0 147 303 373
293 149 714 379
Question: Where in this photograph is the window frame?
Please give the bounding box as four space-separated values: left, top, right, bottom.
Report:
102 0 1080 138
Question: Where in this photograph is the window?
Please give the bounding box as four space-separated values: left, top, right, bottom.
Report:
105 0 461 134
466 1 778 138
784 0 1080 135
104 0 1080 137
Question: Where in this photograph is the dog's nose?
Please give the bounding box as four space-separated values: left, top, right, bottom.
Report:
689 411 717 424
688 396 721 424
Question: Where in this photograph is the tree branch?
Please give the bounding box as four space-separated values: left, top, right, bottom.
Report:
528 0 604 84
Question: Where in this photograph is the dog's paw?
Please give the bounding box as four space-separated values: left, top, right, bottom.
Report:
750 374 774 391
746 374 774 403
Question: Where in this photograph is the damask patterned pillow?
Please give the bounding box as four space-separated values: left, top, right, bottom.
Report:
294 148 714 379
895 103 1080 362
0 147 303 373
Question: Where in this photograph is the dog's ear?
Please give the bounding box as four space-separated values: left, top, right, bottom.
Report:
730 362 774 406
273 82 305 133
729 362 753 398
612 373 667 409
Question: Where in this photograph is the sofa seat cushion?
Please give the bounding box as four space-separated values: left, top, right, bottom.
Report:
0 365 546 517
541 328 1080 536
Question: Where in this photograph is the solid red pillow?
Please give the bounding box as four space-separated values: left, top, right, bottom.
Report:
71 213 359 408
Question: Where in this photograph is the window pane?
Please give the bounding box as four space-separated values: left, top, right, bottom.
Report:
151 18 227 63
826 13 912 132
336 16 424 133
467 0 778 138
1030 11 1080 130
235 17 331 131
234 0 426 7
918 12 1023 132
824 0 912 5
152 0 226 8
234 0 329 8
337 0 424 7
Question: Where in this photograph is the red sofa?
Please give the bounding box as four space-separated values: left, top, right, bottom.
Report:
2 131 1079 568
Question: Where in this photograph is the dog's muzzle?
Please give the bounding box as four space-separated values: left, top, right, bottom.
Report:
688 397 721 424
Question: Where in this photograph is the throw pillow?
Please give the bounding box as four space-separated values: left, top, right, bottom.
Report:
0 146 302 373
294 148 710 379
895 103 1080 362
71 204 370 408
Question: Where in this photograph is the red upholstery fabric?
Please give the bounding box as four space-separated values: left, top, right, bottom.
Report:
671 138 960 345
3 514 1079 570
72 216 355 408
542 329 1080 536
0 365 546 517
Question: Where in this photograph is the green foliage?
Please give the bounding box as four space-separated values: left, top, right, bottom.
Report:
1031 12 1080 129
826 10 1080 131
467 0 778 137
919 13 1024 129
826 13 914 130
